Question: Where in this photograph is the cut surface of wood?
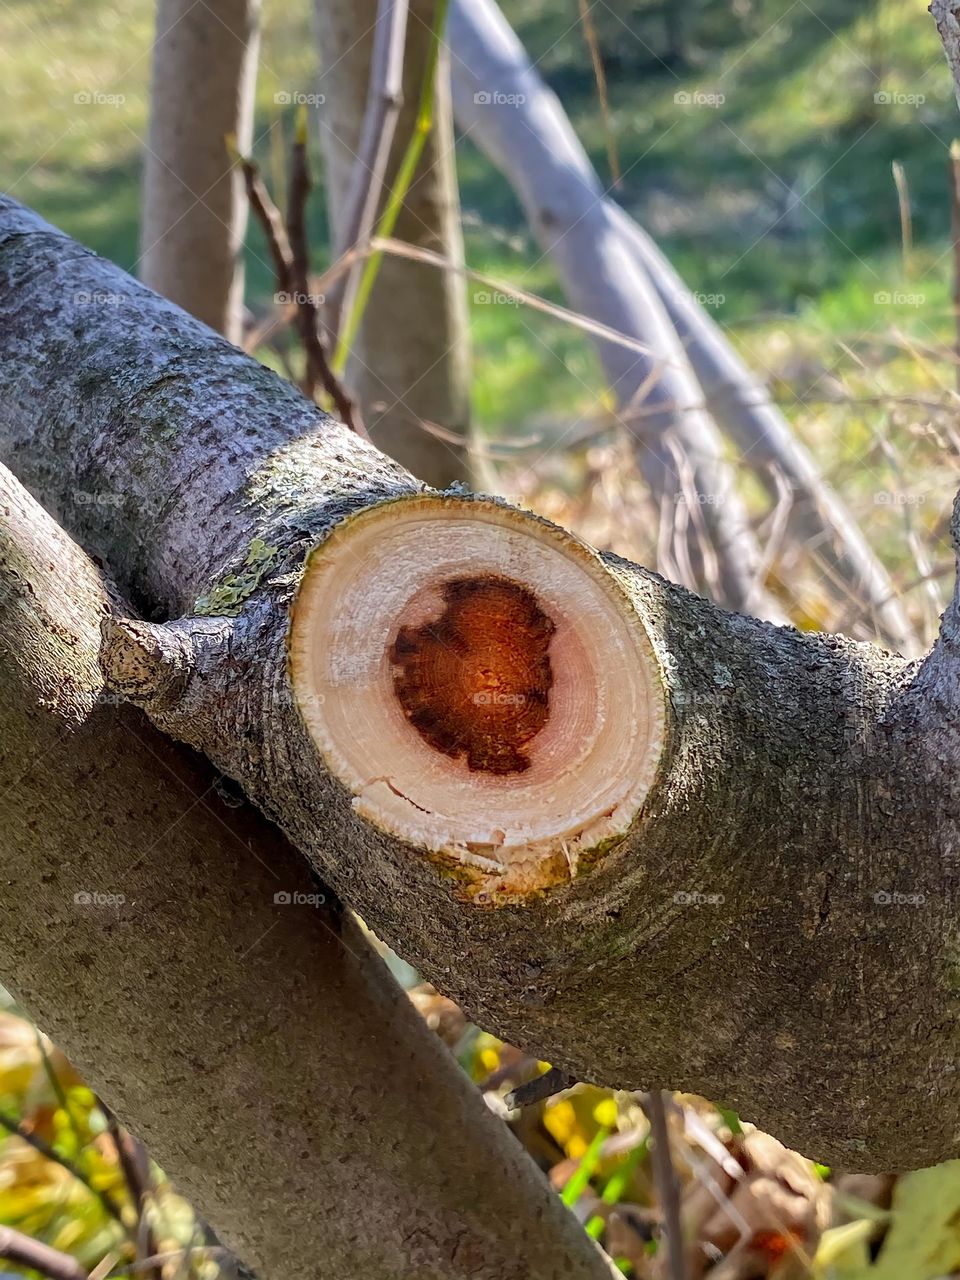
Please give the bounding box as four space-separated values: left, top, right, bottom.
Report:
290 494 665 898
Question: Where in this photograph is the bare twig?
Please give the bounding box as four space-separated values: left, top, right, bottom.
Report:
284 114 365 434
101 1104 163 1280
237 155 294 299
505 1066 576 1109
0 1110 130 1234
324 0 411 342
641 1091 686 1280
0 1226 89 1280
576 0 619 185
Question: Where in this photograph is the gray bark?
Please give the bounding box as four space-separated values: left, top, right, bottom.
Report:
0 197 957 1172
0 459 614 1280
315 0 473 487
141 0 260 343
446 0 914 651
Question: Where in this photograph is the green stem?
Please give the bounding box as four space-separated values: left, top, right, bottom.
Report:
585 1136 649 1239
332 0 449 374
561 1125 611 1209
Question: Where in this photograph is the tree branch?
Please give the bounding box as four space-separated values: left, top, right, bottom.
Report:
0 454 612 1280
0 196 956 1171
285 120 364 434
315 0 473 487
0 1226 89 1280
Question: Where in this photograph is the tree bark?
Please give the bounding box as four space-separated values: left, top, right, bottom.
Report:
0 196 957 1172
314 0 473 487
0 459 614 1280
141 0 260 343
446 0 915 652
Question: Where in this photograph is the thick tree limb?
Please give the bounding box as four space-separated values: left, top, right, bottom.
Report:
0 459 613 1280
141 0 260 344
446 0 915 650
0 198 957 1171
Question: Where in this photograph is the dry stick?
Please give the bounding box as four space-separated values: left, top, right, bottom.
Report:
641 1092 686 1280
237 154 293 298
101 1105 164 1280
284 116 365 435
0 1110 131 1236
0 1226 89 1280
447 0 782 617
505 1066 576 1110
329 0 452 377
323 0 411 344
576 0 619 186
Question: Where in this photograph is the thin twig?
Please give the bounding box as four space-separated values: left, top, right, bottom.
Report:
641 1091 686 1280
0 1225 89 1280
0 1110 130 1234
505 1067 576 1109
236 153 294 299
284 113 365 434
577 0 619 185
325 0 411 343
101 1103 163 1280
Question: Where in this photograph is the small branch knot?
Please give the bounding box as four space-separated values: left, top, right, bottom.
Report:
99 615 192 709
